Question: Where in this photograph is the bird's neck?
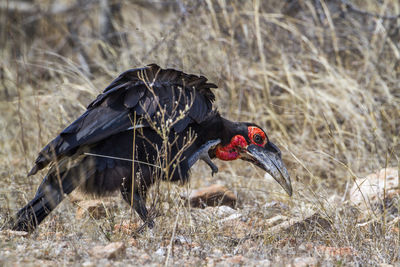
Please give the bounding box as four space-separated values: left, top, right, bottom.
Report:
198 113 232 142
198 113 244 161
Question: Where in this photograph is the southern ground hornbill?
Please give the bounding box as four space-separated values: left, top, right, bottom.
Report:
11 64 292 232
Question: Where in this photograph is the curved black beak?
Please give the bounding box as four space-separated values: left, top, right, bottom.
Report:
244 143 292 196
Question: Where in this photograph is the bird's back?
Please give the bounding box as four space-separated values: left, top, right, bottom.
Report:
28 64 218 177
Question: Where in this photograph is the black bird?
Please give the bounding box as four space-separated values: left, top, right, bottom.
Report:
11 64 292 232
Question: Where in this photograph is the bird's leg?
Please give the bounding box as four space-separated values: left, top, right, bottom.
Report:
132 192 154 229
188 139 221 176
120 184 154 229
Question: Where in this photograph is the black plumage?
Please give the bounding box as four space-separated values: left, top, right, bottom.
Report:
12 64 292 232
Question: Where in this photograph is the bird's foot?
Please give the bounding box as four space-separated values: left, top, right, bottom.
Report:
135 219 155 234
188 139 221 176
202 155 219 176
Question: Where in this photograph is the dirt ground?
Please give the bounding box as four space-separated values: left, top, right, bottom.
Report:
0 1 399 266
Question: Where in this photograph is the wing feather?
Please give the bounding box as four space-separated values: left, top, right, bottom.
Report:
29 64 217 175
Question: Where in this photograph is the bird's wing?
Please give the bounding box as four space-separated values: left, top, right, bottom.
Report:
29 64 217 175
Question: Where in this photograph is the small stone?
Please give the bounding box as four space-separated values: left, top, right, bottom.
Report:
155 247 166 256
89 242 125 259
259 259 272 266
212 248 223 257
277 237 297 248
317 246 356 257
265 215 289 227
76 200 116 220
220 218 250 239
225 255 244 264
140 253 151 263
82 261 95 267
269 212 331 234
0 230 28 237
128 238 138 247
113 220 139 234
290 257 318 267
183 184 237 208
350 167 399 213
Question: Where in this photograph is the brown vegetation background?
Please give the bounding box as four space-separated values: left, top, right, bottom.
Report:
0 0 399 266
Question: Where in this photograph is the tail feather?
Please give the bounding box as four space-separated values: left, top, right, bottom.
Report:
11 157 96 232
11 190 60 232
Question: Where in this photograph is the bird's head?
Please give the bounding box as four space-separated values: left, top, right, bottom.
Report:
214 124 292 196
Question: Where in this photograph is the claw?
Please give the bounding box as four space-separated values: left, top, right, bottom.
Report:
202 155 219 176
188 139 221 175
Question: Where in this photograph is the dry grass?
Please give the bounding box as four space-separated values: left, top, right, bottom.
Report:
0 0 399 266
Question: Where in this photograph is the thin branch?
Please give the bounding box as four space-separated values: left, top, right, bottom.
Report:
83 152 161 168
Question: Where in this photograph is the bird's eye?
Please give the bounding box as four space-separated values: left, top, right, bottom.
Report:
253 134 263 144
248 126 267 146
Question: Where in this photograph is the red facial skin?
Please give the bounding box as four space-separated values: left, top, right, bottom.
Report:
248 126 267 146
215 126 267 161
215 135 247 160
